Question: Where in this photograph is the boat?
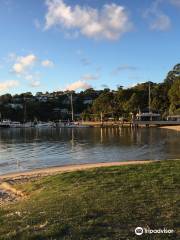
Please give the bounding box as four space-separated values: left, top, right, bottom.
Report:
135 82 161 121
35 122 55 128
64 123 91 128
57 93 91 128
10 121 22 128
57 120 91 128
0 120 11 128
21 122 35 128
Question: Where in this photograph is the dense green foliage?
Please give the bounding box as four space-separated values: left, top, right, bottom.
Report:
0 160 179 239
0 64 179 121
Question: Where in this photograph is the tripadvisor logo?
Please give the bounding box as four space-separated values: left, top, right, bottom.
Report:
135 227 143 235
135 227 174 235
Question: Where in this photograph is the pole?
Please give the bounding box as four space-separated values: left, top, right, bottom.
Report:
149 82 151 113
100 112 103 124
24 97 27 123
71 93 74 122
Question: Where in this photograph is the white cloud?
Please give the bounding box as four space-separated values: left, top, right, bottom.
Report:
44 0 132 40
66 80 92 91
144 0 171 31
0 80 19 92
24 73 41 88
12 54 37 74
64 72 99 91
10 54 54 88
41 59 54 67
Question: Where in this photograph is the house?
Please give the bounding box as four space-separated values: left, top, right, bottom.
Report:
167 115 180 122
83 97 93 105
136 112 161 121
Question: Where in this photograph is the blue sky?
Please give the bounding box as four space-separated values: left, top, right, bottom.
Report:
0 0 180 94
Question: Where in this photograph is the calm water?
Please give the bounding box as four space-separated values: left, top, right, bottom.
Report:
0 127 179 175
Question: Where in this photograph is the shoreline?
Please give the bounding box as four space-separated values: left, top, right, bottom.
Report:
160 125 180 131
0 160 154 181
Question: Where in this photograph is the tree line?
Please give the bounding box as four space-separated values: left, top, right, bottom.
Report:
0 64 179 122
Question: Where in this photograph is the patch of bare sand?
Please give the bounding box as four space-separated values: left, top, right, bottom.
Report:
160 125 180 131
0 182 25 206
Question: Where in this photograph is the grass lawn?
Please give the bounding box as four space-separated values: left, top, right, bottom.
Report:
0 160 179 240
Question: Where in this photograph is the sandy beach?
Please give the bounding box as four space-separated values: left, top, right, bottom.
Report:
0 160 153 181
160 125 180 131
0 160 154 205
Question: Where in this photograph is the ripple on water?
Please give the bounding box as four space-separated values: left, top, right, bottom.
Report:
0 127 179 174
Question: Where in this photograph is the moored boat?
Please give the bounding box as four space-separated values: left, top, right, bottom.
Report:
58 121 91 128
0 120 11 128
10 121 22 128
35 122 55 128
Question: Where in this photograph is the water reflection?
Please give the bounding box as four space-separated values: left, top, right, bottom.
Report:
0 127 179 175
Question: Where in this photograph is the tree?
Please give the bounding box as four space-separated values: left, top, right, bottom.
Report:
124 93 139 113
164 63 180 83
168 79 180 114
92 91 114 117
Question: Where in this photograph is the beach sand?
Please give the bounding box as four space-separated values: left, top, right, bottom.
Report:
0 160 154 205
160 125 180 131
0 160 153 181
0 160 155 205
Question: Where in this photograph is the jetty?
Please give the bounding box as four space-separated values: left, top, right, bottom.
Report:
133 120 180 127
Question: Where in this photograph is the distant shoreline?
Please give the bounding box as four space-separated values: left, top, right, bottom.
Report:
160 125 180 131
0 160 153 181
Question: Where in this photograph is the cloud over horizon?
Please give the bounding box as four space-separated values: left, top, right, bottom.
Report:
44 0 132 40
10 54 55 89
12 54 37 74
65 80 92 91
0 80 19 92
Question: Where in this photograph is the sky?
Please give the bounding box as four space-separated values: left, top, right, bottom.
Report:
0 0 180 95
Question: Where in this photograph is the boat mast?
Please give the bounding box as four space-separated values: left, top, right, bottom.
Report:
70 93 74 122
148 82 151 113
23 97 27 123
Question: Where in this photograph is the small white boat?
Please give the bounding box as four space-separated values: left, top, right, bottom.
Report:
10 122 22 128
0 120 11 128
0 120 35 128
35 122 55 128
21 122 35 128
58 122 91 128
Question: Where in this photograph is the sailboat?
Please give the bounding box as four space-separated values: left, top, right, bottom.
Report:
58 93 91 128
136 82 161 121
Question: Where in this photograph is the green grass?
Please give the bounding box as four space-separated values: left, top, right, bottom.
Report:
0 160 180 240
